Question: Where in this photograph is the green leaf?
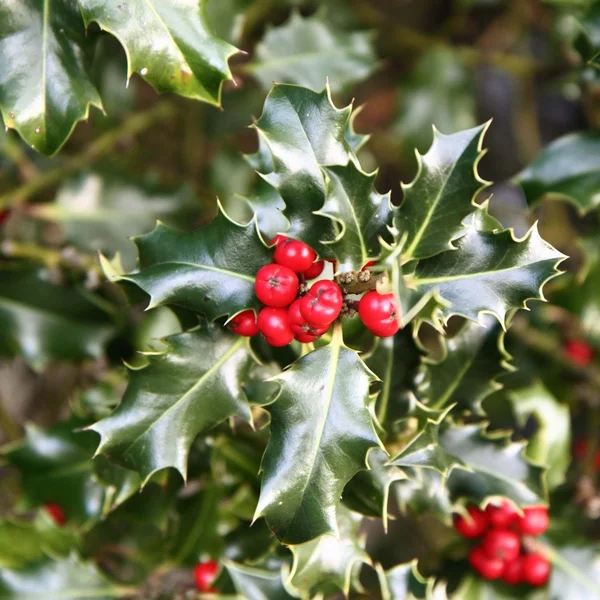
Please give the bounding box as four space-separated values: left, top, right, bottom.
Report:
507 381 571 490
225 561 295 600
90 325 256 483
101 203 272 320
419 317 512 413
394 469 452 521
516 132 600 214
77 0 238 106
254 327 383 544
2 419 139 524
252 84 355 254
451 575 521 599
409 217 565 327
0 265 115 369
0 0 102 155
0 554 121 599
342 449 406 527
248 11 378 93
393 47 476 157
287 507 370 598
34 172 197 271
396 124 489 262
318 162 392 271
441 424 547 506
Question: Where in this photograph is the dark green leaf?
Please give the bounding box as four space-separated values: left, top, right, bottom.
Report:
90 325 256 483
376 560 440 600
441 425 547 506
419 317 511 413
507 381 571 490
101 203 272 320
396 124 489 262
516 132 600 214
248 12 378 93
409 216 565 327
0 554 121 599
77 0 238 106
0 265 115 369
252 84 355 254
0 0 102 155
287 507 370 598
319 162 393 271
254 328 382 544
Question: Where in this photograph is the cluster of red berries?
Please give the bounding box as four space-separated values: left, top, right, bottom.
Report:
455 502 551 587
228 235 401 346
194 560 218 593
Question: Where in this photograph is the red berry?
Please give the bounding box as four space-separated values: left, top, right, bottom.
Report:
454 505 488 539
255 264 298 308
485 500 518 529
469 546 505 580
362 260 376 270
503 557 524 585
565 339 594 366
0 210 10 227
300 280 343 327
482 529 520 562
573 439 600 470
258 307 295 347
522 553 551 587
194 561 218 592
228 310 260 337
269 234 287 247
288 299 328 338
303 260 325 280
274 238 316 272
358 291 400 337
518 507 549 536
45 503 66 526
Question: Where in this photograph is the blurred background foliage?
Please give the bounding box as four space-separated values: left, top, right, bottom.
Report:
1 0 600 598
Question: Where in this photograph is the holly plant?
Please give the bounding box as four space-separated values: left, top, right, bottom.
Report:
1 1 600 599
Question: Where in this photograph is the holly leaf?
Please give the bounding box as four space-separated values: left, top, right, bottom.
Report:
451 575 522 599
507 381 571 490
515 132 600 214
248 11 378 94
2 419 139 524
101 203 272 320
225 561 295 600
34 172 197 271
252 84 355 254
441 424 547 506
419 317 512 413
0 0 102 155
317 162 393 271
396 124 489 262
90 325 256 483
254 328 383 544
342 449 406 528
77 0 238 106
392 47 476 158
0 554 120 599
394 469 452 521
287 507 370 599
408 219 566 327
0 265 115 369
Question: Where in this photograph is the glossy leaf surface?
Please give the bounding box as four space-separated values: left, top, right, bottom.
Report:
90 326 256 483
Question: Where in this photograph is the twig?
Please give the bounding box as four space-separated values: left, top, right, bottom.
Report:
0 102 177 210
